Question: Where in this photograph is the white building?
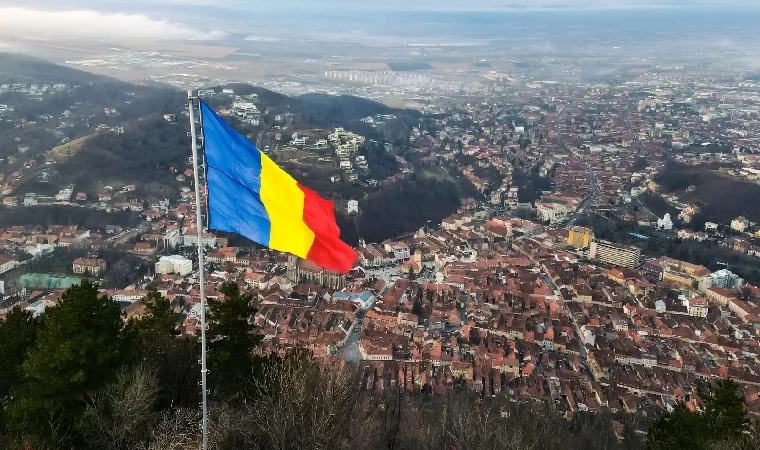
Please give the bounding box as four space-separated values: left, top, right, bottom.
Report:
731 216 749 233
339 160 353 171
0 254 19 275
22 243 55 258
698 269 743 293
23 193 37 206
536 202 567 224
332 291 376 310
155 255 193 276
704 222 719 232
657 213 673 231
686 297 709 318
383 242 410 261
164 230 181 250
347 200 359 215
25 300 46 318
182 232 217 248
107 290 151 304
55 187 73 202
589 239 641 268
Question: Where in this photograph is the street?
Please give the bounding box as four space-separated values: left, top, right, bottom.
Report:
553 100 600 230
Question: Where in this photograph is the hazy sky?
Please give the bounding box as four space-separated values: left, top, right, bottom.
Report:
5 0 760 12
0 0 758 41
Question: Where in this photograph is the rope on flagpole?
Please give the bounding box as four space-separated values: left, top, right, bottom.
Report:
188 90 209 450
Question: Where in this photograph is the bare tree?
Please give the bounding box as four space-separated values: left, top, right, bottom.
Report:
140 408 201 450
380 385 404 450
247 349 363 450
82 364 160 450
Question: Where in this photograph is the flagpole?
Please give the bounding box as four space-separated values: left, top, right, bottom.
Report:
188 90 209 450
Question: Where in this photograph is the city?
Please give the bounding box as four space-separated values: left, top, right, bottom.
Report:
1 2 760 449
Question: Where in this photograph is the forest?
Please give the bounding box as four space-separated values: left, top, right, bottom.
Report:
54 116 189 197
0 205 139 230
339 174 462 244
0 280 757 449
654 161 760 224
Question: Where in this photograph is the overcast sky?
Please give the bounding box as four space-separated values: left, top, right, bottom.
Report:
5 0 760 12
0 0 757 41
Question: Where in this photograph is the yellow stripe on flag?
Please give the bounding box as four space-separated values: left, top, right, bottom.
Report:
259 153 315 258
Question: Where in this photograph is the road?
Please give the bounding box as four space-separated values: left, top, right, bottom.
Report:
540 272 588 361
552 100 600 230
623 106 646 156
107 223 148 244
337 315 364 363
623 105 661 220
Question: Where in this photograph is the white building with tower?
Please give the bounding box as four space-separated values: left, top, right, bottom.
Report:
347 200 359 215
657 213 673 231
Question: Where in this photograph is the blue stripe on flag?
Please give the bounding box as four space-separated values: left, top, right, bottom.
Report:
201 101 271 247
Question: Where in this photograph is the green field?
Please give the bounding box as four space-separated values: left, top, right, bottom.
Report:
16 273 85 290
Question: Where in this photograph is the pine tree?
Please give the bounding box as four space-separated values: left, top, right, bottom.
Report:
208 282 262 404
135 291 199 409
6 281 127 446
137 291 178 337
648 379 749 450
0 307 39 419
0 307 39 393
412 299 423 317
647 403 707 450
704 378 749 441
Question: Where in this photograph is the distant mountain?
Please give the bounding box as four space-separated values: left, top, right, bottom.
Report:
297 93 420 124
0 53 119 85
209 84 422 131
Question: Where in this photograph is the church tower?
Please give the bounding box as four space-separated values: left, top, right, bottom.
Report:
287 254 299 283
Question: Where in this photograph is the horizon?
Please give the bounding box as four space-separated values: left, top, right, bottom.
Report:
1 2 760 42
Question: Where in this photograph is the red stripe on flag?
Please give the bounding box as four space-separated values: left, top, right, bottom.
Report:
298 183 357 273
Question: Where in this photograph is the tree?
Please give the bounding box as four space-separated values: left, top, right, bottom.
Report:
453 375 468 392
411 299 423 317
137 291 178 337
247 348 364 450
6 281 128 447
647 403 706 450
0 307 39 403
0 306 40 435
648 379 749 450
80 364 160 450
703 379 749 441
135 291 199 409
468 327 481 346
207 282 262 404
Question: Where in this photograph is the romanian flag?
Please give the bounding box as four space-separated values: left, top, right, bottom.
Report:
200 101 356 273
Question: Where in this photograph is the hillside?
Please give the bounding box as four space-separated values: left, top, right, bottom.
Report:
204 84 422 143
654 162 760 224
0 53 112 85
1 55 448 242
54 117 189 198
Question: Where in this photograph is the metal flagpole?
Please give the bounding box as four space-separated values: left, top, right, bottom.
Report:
188 90 209 450
197 96 210 226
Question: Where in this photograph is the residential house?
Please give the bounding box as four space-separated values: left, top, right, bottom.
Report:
72 257 106 275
